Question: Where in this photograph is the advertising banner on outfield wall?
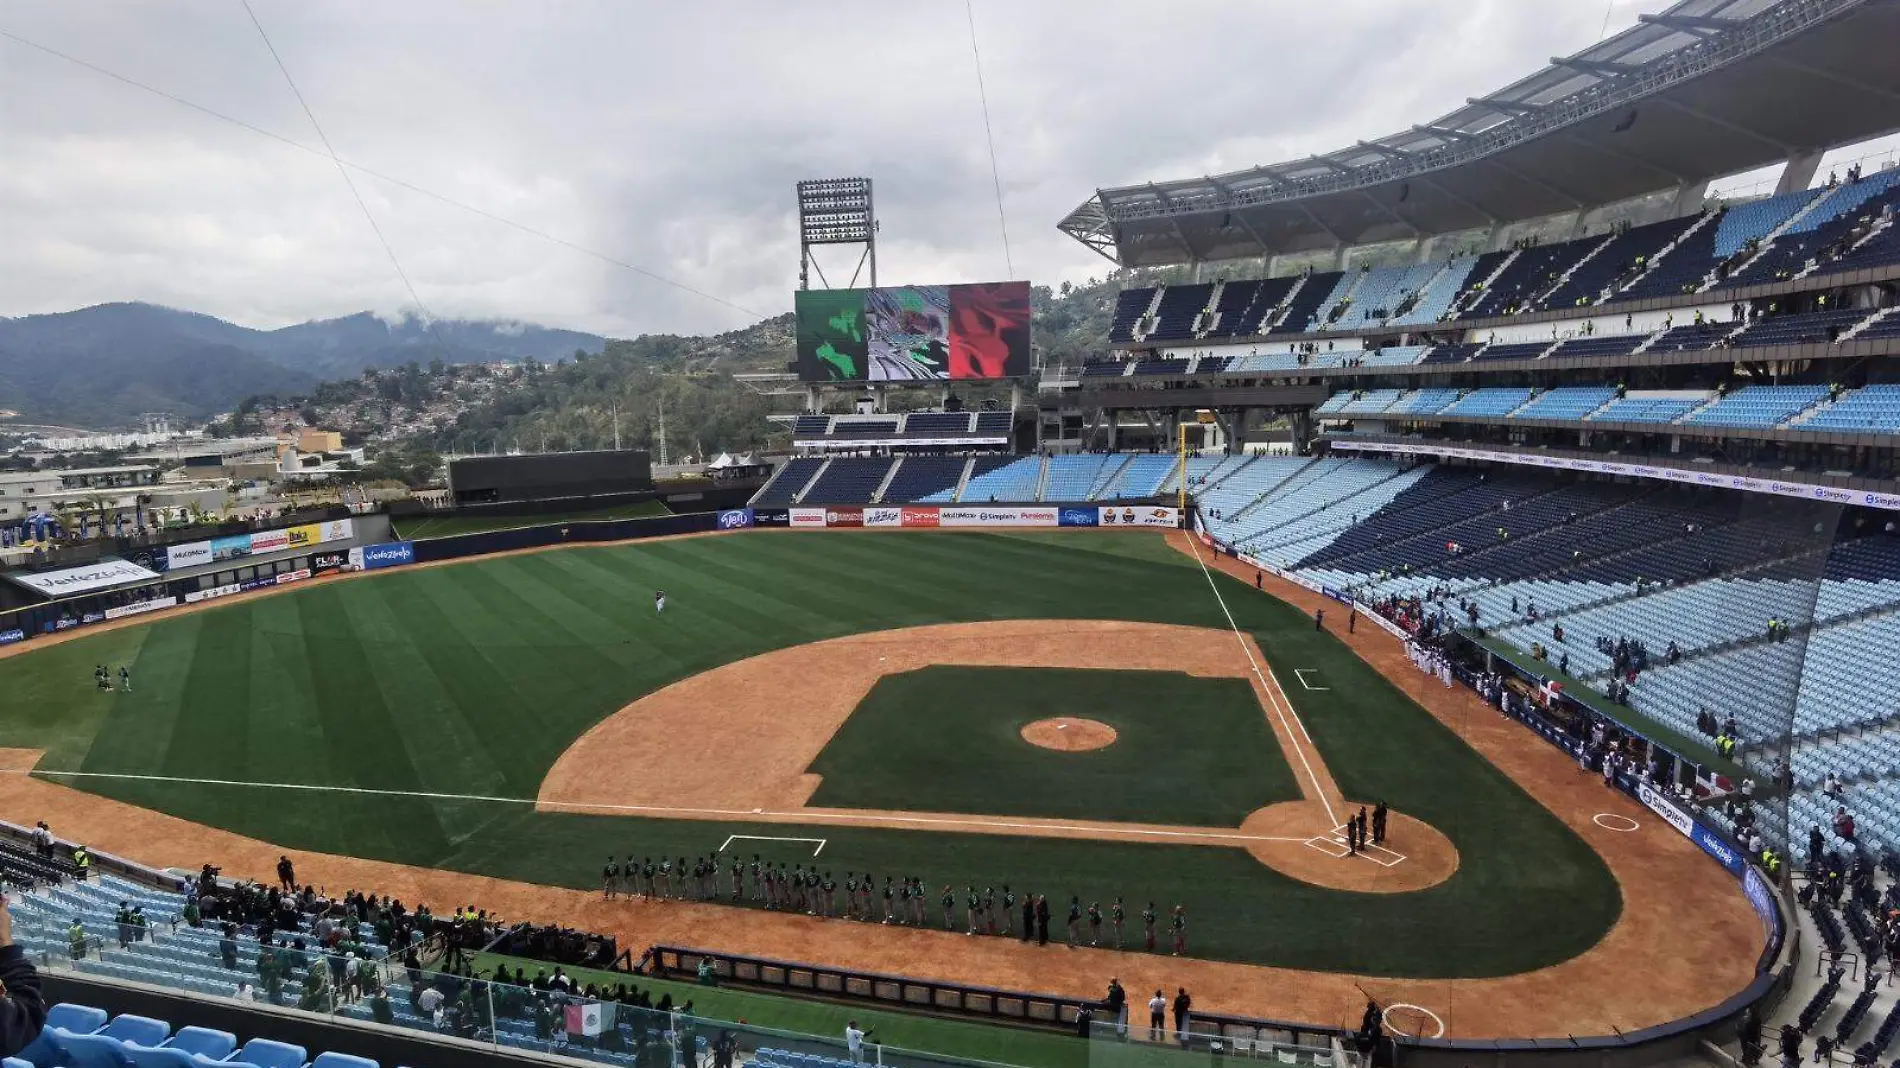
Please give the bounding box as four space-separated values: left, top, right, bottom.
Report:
8 558 162 597
0 629 24 646
1098 506 1180 529
863 507 903 527
103 597 178 621
790 508 827 528
1058 508 1097 527
312 551 351 575
360 541 416 571
754 509 790 528
940 507 1058 528
158 518 356 573
184 583 242 605
825 508 865 528
900 507 940 528
716 509 754 530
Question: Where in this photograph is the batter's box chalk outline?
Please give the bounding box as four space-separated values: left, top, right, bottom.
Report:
1308 828 1409 867
720 834 828 857
1293 668 1329 691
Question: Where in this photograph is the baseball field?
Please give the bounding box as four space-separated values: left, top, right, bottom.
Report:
0 528 1763 1036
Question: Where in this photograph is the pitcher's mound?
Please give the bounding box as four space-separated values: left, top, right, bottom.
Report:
1021 718 1117 752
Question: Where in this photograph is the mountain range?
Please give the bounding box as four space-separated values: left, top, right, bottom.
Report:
0 302 608 429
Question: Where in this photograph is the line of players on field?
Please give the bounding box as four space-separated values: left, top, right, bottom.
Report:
601 853 1190 954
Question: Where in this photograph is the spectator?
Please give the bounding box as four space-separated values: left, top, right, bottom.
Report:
1835 805 1857 842
845 1020 873 1066
1148 990 1167 1042
0 895 45 1059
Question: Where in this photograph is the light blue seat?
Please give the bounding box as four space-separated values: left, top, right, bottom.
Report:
60 1033 133 1068
159 1027 234 1060
126 1047 197 1068
231 1039 305 1068
18 1003 110 1065
100 1015 169 1048
309 1054 378 1068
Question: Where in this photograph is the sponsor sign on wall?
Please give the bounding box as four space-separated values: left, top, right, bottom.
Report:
1057 508 1098 528
863 507 903 528
716 509 754 530
249 528 290 554
1638 781 1744 875
161 542 212 571
312 551 351 575
824 508 864 528
211 534 254 562
940 507 1059 528
753 508 791 528
899 507 940 528
9 558 161 597
1097 506 1180 529
789 508 827 528
360 541 416 571
183 583 243 605
1744 866 1777 936
276 569 313 585
103 597 179 621
0 628 24 646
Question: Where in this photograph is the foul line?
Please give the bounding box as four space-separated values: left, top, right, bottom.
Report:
3 768 1313 846
1183 535 1339 826
721 834 827 857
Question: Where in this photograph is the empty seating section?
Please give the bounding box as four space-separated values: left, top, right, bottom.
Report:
1550 333 1647 359
1168 454 1247 496
1439 388 1532 418
1590 392 1710 423
1212 276 1301 338
1731 172 1900 286
1801 384 1900 433
1335 389 1403 415
1730 307 1873 348
1133 358 1190 375
1041 455 1110 501
1082 360 1131 377
1203 280 1262 337
1829 221 1900 274
879 456 967 502
1197 457 1308 520
1273 272 1344 333
1385 389 1462 416
1421 342 1483 364
1472 340 1552 362
1622 190 1818 300
1461 242 1598 319
956 456 1041 502
1212 461 1413 554
753 457 824 506
1681 385 1829 428
1512 387 1615 421
1143 284 1214 342
1718 189 1826 258
829 419 896 439
973 411 1013 436
792 415 830 437
1390 257 1480 326
1337 264 1441 328
1314 392 1353 415
922 454 1014 502
1194 354 1232 374
904 412 973 435
796 458 891 504
1108 288 1152 344
1356 345 1429 367
1644 323 1732 353
1232 350 1311 373
1540 216 1701 309
1099 454 1177 499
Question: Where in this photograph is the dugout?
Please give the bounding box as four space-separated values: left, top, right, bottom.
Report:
447 451 653 506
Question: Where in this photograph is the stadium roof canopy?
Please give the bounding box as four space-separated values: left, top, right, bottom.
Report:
1059 0 1900 267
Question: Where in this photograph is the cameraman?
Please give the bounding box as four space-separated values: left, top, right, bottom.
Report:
0 892 48 1058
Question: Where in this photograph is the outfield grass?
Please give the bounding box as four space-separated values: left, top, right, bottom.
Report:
394 499 672 540
809 666 1299 826
0 531 1619 977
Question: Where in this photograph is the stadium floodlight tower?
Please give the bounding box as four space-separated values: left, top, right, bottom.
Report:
797 177 877 291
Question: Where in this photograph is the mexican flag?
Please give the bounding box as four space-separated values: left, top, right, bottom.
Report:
565 1001 617 1037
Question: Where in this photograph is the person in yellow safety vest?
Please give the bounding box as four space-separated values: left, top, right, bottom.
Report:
68 919 86 961
1761 849 1780 877
72 845 90 881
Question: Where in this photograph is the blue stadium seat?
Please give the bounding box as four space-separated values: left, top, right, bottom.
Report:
233 1038 307 1068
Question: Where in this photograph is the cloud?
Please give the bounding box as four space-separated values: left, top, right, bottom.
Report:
0 0 1655 339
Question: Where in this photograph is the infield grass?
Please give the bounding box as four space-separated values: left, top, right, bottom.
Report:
0 530 1620 977
809 666 1300 826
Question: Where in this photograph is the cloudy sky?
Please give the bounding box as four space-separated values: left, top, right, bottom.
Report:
0 0 1793 338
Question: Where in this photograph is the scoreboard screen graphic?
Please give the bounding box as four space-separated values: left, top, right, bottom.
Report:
795 281 1031 382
